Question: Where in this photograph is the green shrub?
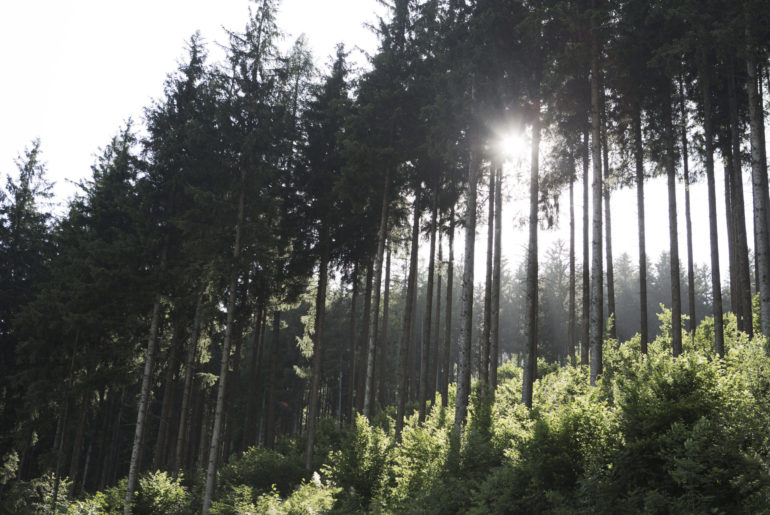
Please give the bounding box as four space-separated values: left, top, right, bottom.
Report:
134 471 190 514
217 446 304 504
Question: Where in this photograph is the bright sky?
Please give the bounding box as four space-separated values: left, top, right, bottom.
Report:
0 0 745 286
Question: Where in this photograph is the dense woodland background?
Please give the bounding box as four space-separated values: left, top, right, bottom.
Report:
2 0 770 513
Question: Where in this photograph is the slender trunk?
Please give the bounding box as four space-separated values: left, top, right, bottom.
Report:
663 90 683 357
589 40 604 385
124 239 167 514
491 164 503 387
602 99 616 341
418 190 437 422
378 243 391 408
522 103 541 407
701 71 725 356
345 266 359 421
746 25 770 339
67 400 88 496
240 301 264 452
153 323 184 470
568 157 577 361
481 167 495 393
677 77 697 340
224 298 246 457
357 261 373 413
454 135 480 430
441 207 455 406
728 59 753 336
174 293 203 471
581 129 591 365
265 310 280 448
432 232 442 400
632 105 649 353
364 170 390 418
396 186 421 439
304 224 330 475
201 171 246 514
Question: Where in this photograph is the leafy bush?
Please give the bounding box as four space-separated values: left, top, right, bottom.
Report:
134 471 190 514
216 446 304 505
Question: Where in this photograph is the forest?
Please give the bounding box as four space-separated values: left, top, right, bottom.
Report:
2 0 770 513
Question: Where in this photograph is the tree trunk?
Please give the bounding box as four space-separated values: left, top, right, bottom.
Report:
663 90 683 358
522 103 541 407
417 189 437 422
441 207 455 406
201 172 246 514
124 237 167 514
378 243 391 408
304 224 330 475
364 170 390 418
345 266 359 421
589 40 604 385
568 156 576 361
746 25 770 339
701 70 725 356
581 129 591 365
67 399 88 496
240 301 264 452
432 231 442 400
678 77 697 339
481 167 495 393
728 59 753 336
153 322 184 470
357 261 373 413
602 100 616 341
265 310 280 448
491 164 503 388
454 137 480 430
396 185 421 439
633 105 649 353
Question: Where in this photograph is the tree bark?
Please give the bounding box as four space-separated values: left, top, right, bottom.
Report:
700 70 725 357
581 129 591 365
364 170 391 418
265 310 280 448
522 103 541 407
679 78 697 338
378 243 391 409
441 206 455 406
396 185 421 439
240 301 264 453
124 238 167 514
153 322 185 470
418 189 437 422
663 90 683 358
432 231 442 400
490 164 503 387
201 170 246 514
304 224 330 475
345 266 359 421
568 156 577 361
481 167 495 393
589 39 604 385
602 100 616 341
357 261 373 413
633 105 649 353
746 24 770 339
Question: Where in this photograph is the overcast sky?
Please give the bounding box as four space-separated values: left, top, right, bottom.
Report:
0 0 747 285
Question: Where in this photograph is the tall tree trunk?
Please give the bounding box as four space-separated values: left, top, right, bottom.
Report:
240 301 264 453
679 77 697 338
602 100 616 341
701 70 725 356
418 190 437 422
364 171 391 418
746 24 770 339
67 399 88 496
432 232 442 400
522 103 542 407
396 185 421 439
663 91 683 358
481 168 495 393
728 59 753 336
568 157 577 361
589 40 604 385
124 239 167 515
304 224 330 475
491 164 503 388
378 243 391 408
441 207 455 406
265 310 280 448
454 130 480 430
201 172 246 514
582 129 591 365
357 261 373 413
153 322 185 470
345 266 359 421
633 104 649 353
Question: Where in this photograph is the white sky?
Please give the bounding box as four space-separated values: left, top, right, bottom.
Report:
0 0 747 285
